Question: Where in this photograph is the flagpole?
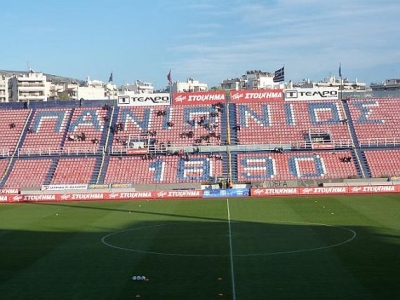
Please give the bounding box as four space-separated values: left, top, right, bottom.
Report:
339 63 343 101
169 81 172 103
167 69 173 103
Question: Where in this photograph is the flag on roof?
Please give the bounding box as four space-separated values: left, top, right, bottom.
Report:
273 67 284 82
339 63 342 78
167 69 172 85
108 72 113 82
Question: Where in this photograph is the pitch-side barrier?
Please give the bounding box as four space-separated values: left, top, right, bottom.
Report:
1 185 400 203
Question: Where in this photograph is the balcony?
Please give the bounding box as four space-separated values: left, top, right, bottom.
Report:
18 86 46 92
18 94 46 101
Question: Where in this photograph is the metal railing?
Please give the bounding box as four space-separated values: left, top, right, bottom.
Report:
16 146 104 157
358 138 400 148
0 149 13 157
1 138 399 159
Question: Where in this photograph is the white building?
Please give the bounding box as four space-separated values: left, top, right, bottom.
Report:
0 70 121 101
71 77 118 100
246 70 276 89
105 82 118 100
294 76 367 91
0 75 9 102
370 78 400 91
47 82 66 101
61 83 79 101
122 80 154 94
76 86 105 100
8 70 48 102
221 70 283 90
171 78 207 93
220 77 246 90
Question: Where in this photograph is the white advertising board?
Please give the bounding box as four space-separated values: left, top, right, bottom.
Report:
284 88 339 101
117 93 171 106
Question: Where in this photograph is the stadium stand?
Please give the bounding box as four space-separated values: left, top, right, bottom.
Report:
236 151 358 182
0 109 31 154
3 158 53 188
50 157 97 184
63 107 109 150
234 101 351 147
348 98 400 146
114 105 224 149
363 149 400 178
105 154 223 184
21 108 72 152
0 159 9 181
1 96 400 189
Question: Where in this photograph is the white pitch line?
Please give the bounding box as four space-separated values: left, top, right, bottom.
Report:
102 221 356 257
226 198 237 300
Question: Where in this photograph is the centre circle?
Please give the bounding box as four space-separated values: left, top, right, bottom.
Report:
101 221 356 257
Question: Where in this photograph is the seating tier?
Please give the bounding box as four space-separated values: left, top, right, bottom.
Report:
237 151 358 181
21 108 71 151
113 106 223 149
348 98 400 145
4 159 52 188
363 149 400 177
51 157 96 184
63 108 108 150
235 101 351 146
0 109 31 153
104 154 223 184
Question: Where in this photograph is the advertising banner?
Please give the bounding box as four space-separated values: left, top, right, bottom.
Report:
173 91 225 106
4 186 400 204
117 93 171 106
251 185 400 197
16 194 58 202
251 188 299 196
299 186 348 195
1 189 203 203
251 187 349 196
284 88 339 101
127 148 148 155
348 185 397 194
153 190 202 198
41 184 88 191
0 188 19 194
230 89 283 103
110 183 134 189
107 191 153 200
88 184 110 189
311 143 334 150
202 188 250 198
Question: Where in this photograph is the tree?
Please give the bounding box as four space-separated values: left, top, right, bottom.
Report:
58 92 71 101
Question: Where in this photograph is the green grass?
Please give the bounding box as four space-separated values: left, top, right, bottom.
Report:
0 194 399 299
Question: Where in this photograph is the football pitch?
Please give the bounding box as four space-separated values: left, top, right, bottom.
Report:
0 194 399 300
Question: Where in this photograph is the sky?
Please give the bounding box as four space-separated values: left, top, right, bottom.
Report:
1 0 400 89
